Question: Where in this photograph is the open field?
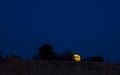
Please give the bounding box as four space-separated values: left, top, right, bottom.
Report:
0 59 120 75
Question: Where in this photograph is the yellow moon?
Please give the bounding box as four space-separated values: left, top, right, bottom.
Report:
73 54 81 62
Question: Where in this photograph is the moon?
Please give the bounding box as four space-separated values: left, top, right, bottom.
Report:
73 54 81 62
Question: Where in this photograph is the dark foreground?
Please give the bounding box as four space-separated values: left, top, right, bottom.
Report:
0 59 120 75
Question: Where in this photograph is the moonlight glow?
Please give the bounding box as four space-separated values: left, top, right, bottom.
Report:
73 54 81 62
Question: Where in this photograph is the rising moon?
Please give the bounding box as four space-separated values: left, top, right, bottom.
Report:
73 54 81 62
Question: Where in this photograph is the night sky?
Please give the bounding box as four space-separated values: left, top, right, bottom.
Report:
0 0 120 62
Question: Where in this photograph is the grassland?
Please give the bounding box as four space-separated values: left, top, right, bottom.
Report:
0 59 120 75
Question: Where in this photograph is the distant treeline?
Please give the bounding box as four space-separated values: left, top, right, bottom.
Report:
33 44 104 62
0 44 104 62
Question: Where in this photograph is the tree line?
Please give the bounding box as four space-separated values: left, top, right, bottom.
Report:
0 44 104 62
34 44 104 62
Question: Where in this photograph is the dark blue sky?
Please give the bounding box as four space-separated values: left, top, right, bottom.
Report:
0 0 120 62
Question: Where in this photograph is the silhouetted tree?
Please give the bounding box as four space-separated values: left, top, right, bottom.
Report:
64 50 73 60
0 50 2 60
38 44 55 59
59 50 73 61
89 56 104 62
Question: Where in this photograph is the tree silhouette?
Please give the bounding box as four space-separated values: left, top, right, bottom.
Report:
0 50 8 62
89 56 104 62
38 44 55 59
0 50 2 60
59 50 73 61
64 50 73 60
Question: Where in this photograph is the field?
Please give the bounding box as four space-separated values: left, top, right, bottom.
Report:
0 59 120 75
